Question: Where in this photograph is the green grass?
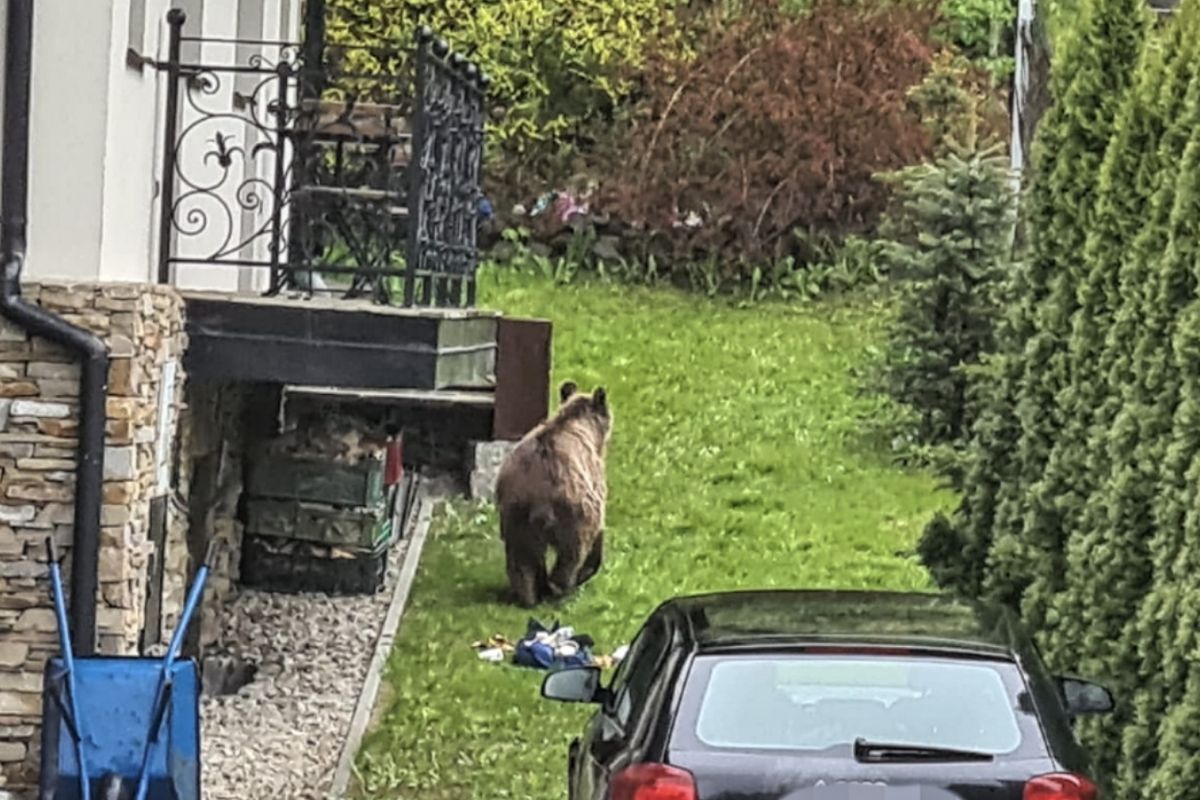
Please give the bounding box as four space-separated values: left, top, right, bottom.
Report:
354 268 952 799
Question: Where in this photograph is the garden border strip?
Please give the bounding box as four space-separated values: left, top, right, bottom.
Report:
330 493 434 797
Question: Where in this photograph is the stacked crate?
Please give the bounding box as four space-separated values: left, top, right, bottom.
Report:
240 434 412 595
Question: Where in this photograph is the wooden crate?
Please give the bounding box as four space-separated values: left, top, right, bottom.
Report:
245 454 386 508
245 498 391 549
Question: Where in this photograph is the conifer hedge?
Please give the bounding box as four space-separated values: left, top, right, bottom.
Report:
919 0 1200 791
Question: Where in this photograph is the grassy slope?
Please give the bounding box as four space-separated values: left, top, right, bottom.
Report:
354 269 952 798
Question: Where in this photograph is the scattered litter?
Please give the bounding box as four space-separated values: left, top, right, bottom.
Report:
670 208 704 229
527 187 594 224
591 653 616 669
472 633 515 663
473 624 628 670
530 192 555 217
552 191 590 224
514 619 595 671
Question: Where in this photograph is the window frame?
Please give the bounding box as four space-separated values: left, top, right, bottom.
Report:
605 615 672 731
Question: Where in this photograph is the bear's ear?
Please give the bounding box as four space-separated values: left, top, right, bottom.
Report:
592 387 608 413
559 381 578 404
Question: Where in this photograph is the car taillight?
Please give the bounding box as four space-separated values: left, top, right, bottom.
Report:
1024 773 1099 800
611 763 697 800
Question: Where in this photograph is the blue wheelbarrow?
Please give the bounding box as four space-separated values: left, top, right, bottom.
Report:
39 538 214 800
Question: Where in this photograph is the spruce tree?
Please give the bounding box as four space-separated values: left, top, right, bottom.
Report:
879 146 1015 452
984 0 1150 630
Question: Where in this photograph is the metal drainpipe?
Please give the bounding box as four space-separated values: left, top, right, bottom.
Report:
1 0 108 656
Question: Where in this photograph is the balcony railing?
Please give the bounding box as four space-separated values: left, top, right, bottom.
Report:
156 12 487 307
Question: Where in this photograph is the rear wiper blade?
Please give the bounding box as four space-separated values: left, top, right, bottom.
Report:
853 738 995 764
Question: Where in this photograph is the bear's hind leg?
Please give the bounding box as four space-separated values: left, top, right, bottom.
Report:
506 536 544 608
576 530 604 587
547 539 586 599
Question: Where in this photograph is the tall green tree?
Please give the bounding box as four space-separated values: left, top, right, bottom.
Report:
983 0 1150 629
1142 290 1200 799
1118 45 1200 795
878 146 1016 453
1042 16 1195 772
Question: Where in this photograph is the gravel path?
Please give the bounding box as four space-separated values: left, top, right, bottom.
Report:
200 536 409 800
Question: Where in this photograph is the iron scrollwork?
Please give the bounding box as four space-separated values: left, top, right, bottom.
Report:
156 12 487 308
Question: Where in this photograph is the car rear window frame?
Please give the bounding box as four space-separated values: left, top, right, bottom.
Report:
669 650 1050 762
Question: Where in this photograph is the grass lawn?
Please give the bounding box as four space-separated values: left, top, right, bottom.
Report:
353 268 953 799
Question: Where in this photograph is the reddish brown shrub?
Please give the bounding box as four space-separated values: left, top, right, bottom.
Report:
599 0 939 270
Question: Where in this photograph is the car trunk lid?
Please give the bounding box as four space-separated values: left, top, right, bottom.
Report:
669 749 1045 799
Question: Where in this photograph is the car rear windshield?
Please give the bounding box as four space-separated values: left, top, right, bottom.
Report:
679 653 1034 757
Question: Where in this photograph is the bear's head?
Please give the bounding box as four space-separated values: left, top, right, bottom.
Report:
557 381 612 448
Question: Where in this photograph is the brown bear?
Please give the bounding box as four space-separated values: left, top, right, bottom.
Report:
495 381 612 608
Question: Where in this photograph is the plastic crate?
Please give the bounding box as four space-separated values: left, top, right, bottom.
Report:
245 497 391 548
239 530 393 596
245 453 386 508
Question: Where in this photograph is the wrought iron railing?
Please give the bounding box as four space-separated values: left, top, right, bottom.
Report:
155 12 487 307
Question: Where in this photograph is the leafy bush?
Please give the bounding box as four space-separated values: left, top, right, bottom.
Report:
595 0 938 274
938 0 1014 79
325 0 683 182
492 224 889 301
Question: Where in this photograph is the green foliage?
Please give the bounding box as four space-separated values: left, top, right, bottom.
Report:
325 0 682 177
1122 44 1200 798
354 270 951 799
492 226 891 301
1054 19 1200 779
938 0 1015 79
981 0 1150 632
919 0 1200 790
1017 25 1195 776
907 50 1013 154
599 0 938 268
875 146 1015 456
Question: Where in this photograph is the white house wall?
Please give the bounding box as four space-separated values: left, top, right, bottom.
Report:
24 0 114 283
97 0 174 283
8 0 300 288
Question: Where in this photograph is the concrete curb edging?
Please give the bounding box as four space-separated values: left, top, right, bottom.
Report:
329 494 436 798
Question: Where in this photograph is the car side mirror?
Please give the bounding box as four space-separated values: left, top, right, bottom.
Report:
542 666 606 704
1058 676 1114 716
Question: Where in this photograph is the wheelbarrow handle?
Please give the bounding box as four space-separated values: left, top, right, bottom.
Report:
203 536 219 569
133 552 213 800
45 536 91 800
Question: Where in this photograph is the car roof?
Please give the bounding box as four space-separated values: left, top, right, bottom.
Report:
657 590 1024 658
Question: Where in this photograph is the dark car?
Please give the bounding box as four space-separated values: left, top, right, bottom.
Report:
540 590 1113 800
